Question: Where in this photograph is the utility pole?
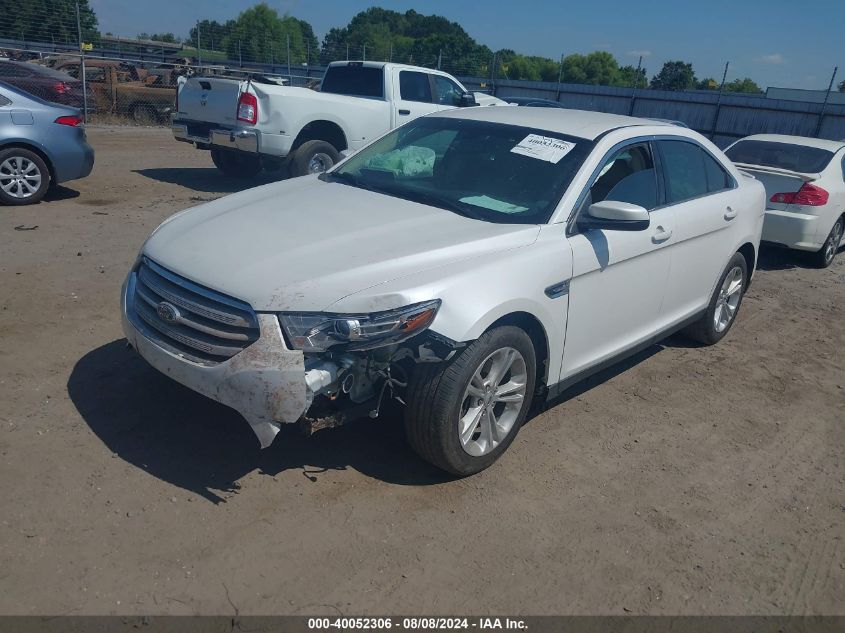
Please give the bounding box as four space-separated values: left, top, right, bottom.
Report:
75 1 88 122
816 66 838 137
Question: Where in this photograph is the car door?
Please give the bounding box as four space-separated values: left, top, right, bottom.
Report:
431 74 466 111
656 139 740 323
562 140 676 379
391 70 439 126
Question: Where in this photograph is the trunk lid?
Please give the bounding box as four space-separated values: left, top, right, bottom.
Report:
176 76 244 127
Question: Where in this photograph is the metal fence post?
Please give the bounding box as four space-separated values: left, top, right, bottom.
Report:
815 66 838 138
556 53 564 101
490 52 498 96
286 35 291 79
75 1 88 122
628 55 642 115
709 62 729 140
196 21 201 69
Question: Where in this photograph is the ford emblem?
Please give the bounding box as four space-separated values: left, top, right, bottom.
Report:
156 301 180 324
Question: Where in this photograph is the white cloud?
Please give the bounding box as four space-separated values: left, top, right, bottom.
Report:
756 53 784 64
627 50 652 58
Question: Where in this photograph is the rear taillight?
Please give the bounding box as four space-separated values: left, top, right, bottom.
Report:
237 92 258 124
770 182 829 206
54 82 69 95
54 115 83 127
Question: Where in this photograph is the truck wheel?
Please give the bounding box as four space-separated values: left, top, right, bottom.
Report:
811 216 843 268
682 252 748 345
129 103 158 125
0 148 51 205
210 148 262 178
289 140 340 177
404 326 536 476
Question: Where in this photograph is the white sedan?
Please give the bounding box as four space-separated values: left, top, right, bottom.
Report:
122 107 765 475
726 134 845 267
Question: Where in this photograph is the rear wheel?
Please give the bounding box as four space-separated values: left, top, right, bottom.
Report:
288 140 340 178
129 103 159 125
811 216 843 268
210 148 262 178
0 148 50 205
404 326 536 476
682 252 748 345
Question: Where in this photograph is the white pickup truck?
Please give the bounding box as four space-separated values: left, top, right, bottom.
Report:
172 61 502 178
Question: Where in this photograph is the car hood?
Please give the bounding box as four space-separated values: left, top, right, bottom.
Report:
143 176 541 312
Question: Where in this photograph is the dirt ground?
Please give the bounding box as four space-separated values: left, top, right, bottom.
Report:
0 127 843 616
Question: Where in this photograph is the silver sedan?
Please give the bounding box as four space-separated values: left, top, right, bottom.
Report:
0 80 94 205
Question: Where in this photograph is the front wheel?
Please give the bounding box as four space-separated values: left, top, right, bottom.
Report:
210 148 262 178
811 217 843 269
682 252 748 345
404 326 536 476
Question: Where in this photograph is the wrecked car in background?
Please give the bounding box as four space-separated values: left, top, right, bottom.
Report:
122 107 764 475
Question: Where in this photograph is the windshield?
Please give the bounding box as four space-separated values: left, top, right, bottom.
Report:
326 117 592 224
726 140 835 173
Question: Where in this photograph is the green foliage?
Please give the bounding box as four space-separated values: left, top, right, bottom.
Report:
696 77 718 90
188 20 236 50
219 3 317 65
137 33 178 44
0 0 98 45
650 61 696 91
615 65 648 88
320 8 492 74
724 77 763 94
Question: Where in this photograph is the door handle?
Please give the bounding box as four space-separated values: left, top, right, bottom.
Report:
398 109 411 115
652 226 672 243
724 206 737 220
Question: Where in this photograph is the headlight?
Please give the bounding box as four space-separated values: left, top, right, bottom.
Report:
279 300 441 352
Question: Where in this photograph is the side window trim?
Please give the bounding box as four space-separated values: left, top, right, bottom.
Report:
565 135 659 236
653 136 738 210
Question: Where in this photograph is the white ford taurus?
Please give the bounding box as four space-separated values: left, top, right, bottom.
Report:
122 107 765 475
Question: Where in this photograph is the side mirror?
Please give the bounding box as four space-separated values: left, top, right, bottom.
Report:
578 200 650 232
339 148 357 160
458 92 478 108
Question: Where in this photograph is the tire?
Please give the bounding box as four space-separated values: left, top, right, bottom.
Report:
682 251 748 345
129 103 158 125
404 326 537 476
288 140 340 178
811 216 843 269
210 148 262 178
0 147 51 206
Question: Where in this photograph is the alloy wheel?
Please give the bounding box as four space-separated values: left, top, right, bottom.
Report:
0 156 42 199
714 265 744 333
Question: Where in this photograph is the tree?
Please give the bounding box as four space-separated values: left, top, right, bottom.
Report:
724 77 763 94
696 77 718 90
188 19 235 51
137 33 178 44
219 3 316 66
614 64 647 88
650 61 696 91
562 52 620 86
838 79 845 92
0 0 99 45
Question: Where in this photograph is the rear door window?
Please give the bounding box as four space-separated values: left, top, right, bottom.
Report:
659 140 731 203
321 65 384 98
399 71 433 103
725 140 834 173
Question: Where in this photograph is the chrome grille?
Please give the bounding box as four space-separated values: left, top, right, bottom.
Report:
130 258 259 364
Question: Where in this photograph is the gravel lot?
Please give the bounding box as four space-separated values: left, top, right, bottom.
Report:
0 127 843 616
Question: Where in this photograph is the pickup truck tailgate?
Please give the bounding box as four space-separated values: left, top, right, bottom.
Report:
177 76 242 128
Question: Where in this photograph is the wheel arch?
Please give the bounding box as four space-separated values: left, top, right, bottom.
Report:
292 120 348 152
484 311 551 389
737 242 756 287
0 141 56 185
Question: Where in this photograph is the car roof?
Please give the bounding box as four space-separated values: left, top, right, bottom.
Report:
433 106 674 140
737 134 845 152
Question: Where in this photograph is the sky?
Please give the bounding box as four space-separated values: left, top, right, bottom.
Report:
88 0 844 90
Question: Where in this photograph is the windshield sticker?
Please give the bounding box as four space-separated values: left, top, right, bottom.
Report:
511 134 576 164
459 195 529 214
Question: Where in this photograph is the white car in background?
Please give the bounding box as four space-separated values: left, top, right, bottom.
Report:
123 108 764 475
725 134 845 267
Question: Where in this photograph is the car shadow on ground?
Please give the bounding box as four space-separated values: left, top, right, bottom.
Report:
44 185 81 202
133 168 282 194
755 244 821 271
68 340 452 503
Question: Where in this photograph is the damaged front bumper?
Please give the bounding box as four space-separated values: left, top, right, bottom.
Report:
121 272 307 447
